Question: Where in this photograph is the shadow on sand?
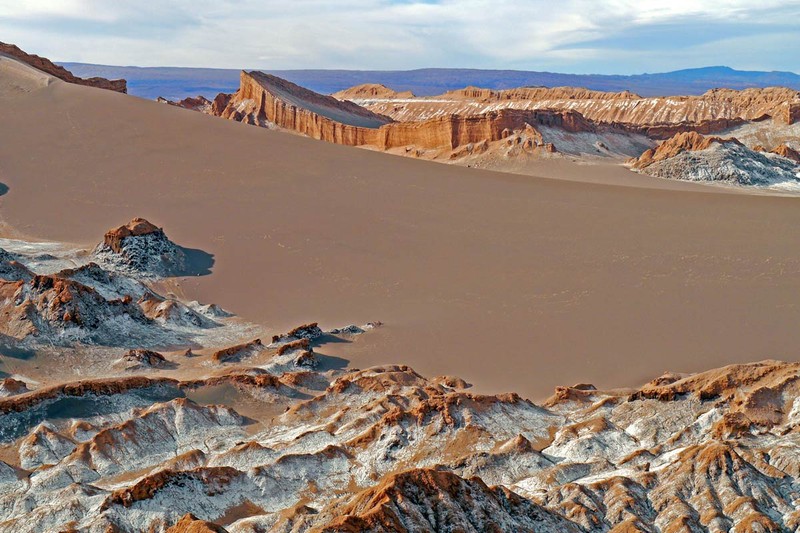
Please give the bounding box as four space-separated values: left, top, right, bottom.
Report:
313 352 350 372
309 334 353 372
177 246 215 276
0 183 8 197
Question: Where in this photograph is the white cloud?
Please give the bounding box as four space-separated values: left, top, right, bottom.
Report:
0 0 798 72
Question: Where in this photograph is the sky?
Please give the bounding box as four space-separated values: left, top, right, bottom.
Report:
1 0 799 74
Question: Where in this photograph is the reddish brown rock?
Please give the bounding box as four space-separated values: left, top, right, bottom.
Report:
333 84 415 100
103 218 162 254
772 143 800 163
166 514 228 533
158 96 213 113
785 102 800 125
106 467 241 508
630 131 743 169
212 339 263 363
0 42 126 93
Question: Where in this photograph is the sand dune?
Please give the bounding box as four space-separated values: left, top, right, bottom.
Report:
0 54 53 95
1 69 800 398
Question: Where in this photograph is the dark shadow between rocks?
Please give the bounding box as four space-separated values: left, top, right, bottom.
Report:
312 333 353 347
178 246 215 276
0 183 8 196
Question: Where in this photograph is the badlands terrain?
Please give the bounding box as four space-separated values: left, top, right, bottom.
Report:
1 44 800 531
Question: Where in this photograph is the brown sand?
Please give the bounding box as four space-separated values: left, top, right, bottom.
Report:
1 73 799 398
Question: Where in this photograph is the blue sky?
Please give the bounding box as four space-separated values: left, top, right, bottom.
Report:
1 0 799 73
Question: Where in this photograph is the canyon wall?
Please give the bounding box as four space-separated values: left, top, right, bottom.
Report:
207 71 800 158
213 72 603 151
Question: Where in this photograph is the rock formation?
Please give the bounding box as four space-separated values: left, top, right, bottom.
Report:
166 514 228 533
0 274 150 341
358 85 800 133
93 218 187 277
158 95 213 113
0 42 126 93
3 360 800 531
771 143 800 163
333 83 415 100
214 71 392 143
120 349 167 369
0 225 228 347
630 131 800 186
186 71 800 169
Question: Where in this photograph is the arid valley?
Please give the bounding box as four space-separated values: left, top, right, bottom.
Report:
1 7 800 530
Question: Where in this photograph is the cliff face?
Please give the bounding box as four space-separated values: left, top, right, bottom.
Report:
212 72 603 151
357 85 800 131
374 108 595 150
0 42 126 93
215 71 391 145
205 72 799 165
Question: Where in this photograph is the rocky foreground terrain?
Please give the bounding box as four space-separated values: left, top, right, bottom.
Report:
0 220 798 532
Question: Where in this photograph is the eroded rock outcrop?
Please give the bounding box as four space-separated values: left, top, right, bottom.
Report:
0 42 126 93
4 360 800 531
630 131 800 186
333 83 415 100
158 95 213 113
93 218 187 277
0 274 150 341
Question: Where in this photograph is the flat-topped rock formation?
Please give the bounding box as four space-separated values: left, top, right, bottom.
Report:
0 42 126 93
357 85 800 130
94 218 187 277
333 83 415 100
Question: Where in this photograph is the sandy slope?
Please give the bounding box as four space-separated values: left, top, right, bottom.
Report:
1 74 799 398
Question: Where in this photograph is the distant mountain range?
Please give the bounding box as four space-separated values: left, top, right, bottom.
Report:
60 63 800 100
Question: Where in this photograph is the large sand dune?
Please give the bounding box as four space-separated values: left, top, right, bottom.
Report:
1 70 799 397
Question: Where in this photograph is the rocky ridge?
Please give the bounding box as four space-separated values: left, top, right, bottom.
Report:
2 358 800 531
165 71 800 172
0 42 126 93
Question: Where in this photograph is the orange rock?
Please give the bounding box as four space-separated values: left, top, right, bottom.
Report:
166 514 228 533
772 143 800 163
103 218 162 253
630 131 743 169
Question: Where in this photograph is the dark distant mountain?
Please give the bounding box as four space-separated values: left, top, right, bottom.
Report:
60 63 800 100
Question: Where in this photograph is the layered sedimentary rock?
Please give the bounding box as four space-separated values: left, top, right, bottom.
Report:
0 42 126 93
358 85 800 131
214 71 392 144
197 72 800 168
211 72 605 152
